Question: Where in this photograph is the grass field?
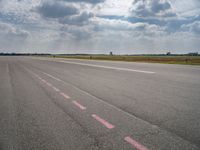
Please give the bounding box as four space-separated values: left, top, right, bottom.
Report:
51 55 200 65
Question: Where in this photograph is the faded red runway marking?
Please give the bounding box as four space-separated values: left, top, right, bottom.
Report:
41 79 47 83
73 101 86 110
46 82 52 87
35 74 39 78
52 86 60 92
124 136 148 150
60 92 70 99
42 72 62 81
92 114 115 129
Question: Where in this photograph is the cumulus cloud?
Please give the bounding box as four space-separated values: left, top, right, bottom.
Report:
130 0 176 18
60 25 93 40
37 1 79 18
0 22 29 38
36 1 95 26
0 22 29 52
92 17 166 39
181 21 200 34
59 11 94 26
62 0 105 4
0 0 200 53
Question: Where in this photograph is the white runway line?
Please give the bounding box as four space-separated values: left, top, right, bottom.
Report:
58 60 155 74
33 58 155 74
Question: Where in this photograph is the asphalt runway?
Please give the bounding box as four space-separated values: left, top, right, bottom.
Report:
0 56 200 150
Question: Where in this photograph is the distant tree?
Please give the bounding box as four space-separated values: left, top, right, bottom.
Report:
110 51 113 56
188 52 198 56
166 52 171 56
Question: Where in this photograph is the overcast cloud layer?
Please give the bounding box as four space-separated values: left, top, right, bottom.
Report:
0 0 199 54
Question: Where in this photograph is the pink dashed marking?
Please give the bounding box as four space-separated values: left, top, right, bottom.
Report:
41 79 47 83
52 86 60 92
73 101 86 110
124 136 148 150
34 74 39 78
46 82 52 87
92 114 115 129
60 92 70 99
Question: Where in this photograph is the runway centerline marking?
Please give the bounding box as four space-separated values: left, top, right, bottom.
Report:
58 60 155 74
46 82 52 87
39 71 161 129
41 79 47 83
42 71 62 81
24 66 154 150
124 136 149 150
52 86 60 92
92 114 115 129
60 92 70 99
72 101 86 110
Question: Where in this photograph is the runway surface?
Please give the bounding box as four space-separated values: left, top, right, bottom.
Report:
0 56 200 150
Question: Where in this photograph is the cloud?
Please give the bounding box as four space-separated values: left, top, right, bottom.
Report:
37 1 79 18
59 11 94 26
60 25 93 40
0 0 200 53
181 21 200 34
93 17 167 38
62 0 105 4
0 22 29 38
0 22 29 52
169 0 200 17
130 0 176 18
36 1 95 26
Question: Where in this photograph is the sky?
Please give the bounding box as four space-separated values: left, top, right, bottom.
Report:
0 0 200 54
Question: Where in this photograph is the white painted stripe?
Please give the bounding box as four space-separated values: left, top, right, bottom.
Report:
33 58 155 74
58 61 155 74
